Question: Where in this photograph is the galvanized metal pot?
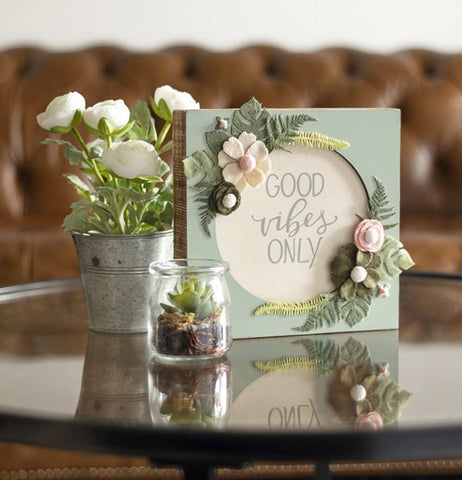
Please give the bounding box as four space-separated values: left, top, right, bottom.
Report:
72 230 173 333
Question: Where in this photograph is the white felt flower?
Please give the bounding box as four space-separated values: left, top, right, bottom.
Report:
218 132 271 192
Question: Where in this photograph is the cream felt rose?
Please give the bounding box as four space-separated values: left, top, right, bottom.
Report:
354 411 384 430
101 140 162 179
218 132 271 192
84 99 130 130
36 92 85 130
354 219 385 253
154 85 200 113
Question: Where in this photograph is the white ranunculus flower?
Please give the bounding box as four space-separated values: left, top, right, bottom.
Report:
36 91 85 130
84 99 130 130
101 140 162 179
154 85 200 112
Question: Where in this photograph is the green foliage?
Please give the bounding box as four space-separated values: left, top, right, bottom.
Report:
265 113 316 151
62 182 172 234
342 295 372 327
337 337 372 372
282 131 350 150
367 177 397 229
293 293 342 332
162 278 219 319
376 236 415 279
183 150 222 237
253 294 330 316
42 138 84 166
128 100 157 143
150 96 172 122
294 337 340 370
373 378 412 424
253 356 330 375
231 97 270 140
63 174 91 199
183 150 222 193
205 130 229 154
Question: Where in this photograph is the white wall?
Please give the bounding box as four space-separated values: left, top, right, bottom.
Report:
1 0 462 52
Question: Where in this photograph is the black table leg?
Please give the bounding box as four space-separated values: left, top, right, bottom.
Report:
315 461 331 480
182 464 215 480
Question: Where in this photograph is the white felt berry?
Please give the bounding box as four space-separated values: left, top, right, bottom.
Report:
219 118 228 129
365 227 379 245
350 265 367 283
350 384 367 402
222 193 237 209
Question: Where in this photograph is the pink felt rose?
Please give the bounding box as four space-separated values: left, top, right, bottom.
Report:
354 219 385 253
354 412 384 431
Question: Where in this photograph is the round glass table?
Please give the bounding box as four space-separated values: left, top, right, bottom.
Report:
0 272 462 480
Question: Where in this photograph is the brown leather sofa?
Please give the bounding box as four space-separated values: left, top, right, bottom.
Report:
1 45 461 286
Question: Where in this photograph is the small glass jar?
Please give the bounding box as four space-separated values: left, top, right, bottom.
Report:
149 259 231 362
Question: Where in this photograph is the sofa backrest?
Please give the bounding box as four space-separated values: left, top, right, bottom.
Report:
1 45 461 224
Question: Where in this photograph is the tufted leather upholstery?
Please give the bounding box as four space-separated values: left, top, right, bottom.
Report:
1 45 462 285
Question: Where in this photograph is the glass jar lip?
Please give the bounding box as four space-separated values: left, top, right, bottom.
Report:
149 258 229 276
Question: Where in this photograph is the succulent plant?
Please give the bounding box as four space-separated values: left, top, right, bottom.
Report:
208 182 241 216
161 277 219 319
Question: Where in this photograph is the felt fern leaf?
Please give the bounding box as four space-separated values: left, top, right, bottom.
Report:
367 177 397 228
195 187 217 238
231 97 270 140
254 356 329 375
254 294 331 316
265 113 317 151
282 132 350 150
293 293 342 332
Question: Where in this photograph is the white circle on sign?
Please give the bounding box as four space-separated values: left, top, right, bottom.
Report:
215 146 368 302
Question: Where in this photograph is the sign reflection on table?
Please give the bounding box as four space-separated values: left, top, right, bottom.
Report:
75 330 410 431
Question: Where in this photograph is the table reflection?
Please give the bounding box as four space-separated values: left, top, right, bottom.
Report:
75 329 410 431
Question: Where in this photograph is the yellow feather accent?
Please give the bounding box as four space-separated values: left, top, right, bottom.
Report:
254 356 329 375
254 294 331 317
282 132 350 150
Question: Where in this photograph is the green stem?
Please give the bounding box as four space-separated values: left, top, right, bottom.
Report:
71 127 106 186
155 121 171 151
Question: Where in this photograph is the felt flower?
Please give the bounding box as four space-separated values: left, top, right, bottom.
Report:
330 364 381 422
209 182 241 216
354 411 384 431
377 284 390 298
218 132 271 192
377 363 390 377
354 219 385 253
330 243 382 301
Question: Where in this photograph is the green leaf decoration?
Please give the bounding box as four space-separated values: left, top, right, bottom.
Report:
254 294 331 316
375 378 412 425
338 337 372 372
265 113 317 152
282 132 350 150
231 97 270 140
42 138 83 166
63 174 91 199
376 236 415 280
342 295 372 327
205 130 229 154
294 338 340 370
367 177 396 227
128 100 157 143
293 293 342 332
254 356 330 375
183 150 222 194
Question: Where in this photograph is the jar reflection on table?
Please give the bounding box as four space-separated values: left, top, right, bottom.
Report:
149 358 232 427
149 259 231 362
